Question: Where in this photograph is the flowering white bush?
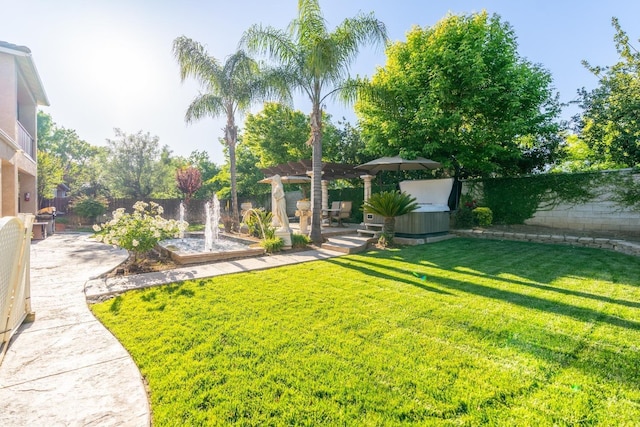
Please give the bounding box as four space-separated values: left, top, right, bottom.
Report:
93 201 183 262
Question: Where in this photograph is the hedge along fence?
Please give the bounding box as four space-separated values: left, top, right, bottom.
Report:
462 168 640 232
47 194 272 226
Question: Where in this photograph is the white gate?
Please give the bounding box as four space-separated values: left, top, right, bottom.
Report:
0 215 34 364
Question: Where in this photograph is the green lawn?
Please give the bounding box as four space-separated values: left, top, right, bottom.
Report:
91 238 640 426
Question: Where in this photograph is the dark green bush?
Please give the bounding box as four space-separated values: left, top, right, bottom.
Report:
70 195 109 224
453 197 477 229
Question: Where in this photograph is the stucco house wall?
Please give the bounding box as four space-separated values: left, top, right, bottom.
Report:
0 41 49 217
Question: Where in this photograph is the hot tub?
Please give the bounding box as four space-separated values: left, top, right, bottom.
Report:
364 178 454 237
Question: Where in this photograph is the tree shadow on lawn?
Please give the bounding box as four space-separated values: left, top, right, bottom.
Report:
328 256 640 333
324 257 453 296
327 255 640 390
362 253 640 310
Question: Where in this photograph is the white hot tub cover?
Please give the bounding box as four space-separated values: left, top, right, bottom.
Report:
399 178 454 212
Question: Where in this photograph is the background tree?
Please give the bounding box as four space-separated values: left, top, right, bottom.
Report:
36 151 64 207
576 17 640 168
37 111 101 195
357 12 561 178
176 166 202 205
243 102 347 168
105 129 170 199
232 143 271 198
243 102 312 167
323 120 371 166
173 37 278 224
187 150 222 200
242 0 387 244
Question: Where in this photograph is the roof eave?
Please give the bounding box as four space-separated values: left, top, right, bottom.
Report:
1 44 50 106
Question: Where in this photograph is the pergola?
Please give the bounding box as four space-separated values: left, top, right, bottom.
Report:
260 160 374 220
260 160 362 181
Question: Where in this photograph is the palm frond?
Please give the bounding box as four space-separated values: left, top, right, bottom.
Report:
292 0 327 45
241 24 298 66
185 93 226 124
172 36 221 88
362 191 419 218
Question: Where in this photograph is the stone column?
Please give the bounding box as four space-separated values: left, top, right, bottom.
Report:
321 180 329 211
361 174 375 202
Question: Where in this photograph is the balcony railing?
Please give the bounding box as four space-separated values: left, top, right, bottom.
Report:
17 121 35 160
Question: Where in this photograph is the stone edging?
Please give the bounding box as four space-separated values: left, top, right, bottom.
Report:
453 229 640 258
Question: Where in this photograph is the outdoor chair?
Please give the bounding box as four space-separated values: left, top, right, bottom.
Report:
337 201 352 226
323 201 341 226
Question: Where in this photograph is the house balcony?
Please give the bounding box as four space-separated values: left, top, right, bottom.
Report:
17 120 35 160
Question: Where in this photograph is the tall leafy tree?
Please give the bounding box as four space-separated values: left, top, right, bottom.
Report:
173 37 281 222
36 151 64 207
242 102 345 168
105 129 170 199
357 12 561 178
37 111 100 194
577 17 640 168
242 0 387 244
243 102 312 168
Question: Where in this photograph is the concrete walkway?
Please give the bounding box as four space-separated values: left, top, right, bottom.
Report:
85 245 343 301
0 232 347 426
0 233 149 426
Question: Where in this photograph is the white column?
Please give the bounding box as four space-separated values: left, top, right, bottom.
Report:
361 174 374 202
321 180 329 211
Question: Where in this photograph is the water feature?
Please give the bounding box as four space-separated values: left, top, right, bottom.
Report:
159 195 263 265
179 201 186 239
203 194 221 251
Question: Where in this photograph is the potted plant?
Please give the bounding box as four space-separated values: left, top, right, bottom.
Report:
296 182 311 211
55 216 69 232
296 198 311 211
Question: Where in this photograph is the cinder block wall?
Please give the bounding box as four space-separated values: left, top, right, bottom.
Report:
462 171 640 237
525 192 640 236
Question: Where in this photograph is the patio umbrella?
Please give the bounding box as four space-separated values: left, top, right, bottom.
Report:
355 156 442 174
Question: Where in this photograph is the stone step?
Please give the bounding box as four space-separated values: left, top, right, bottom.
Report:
321 234 375 254
357 229 379 237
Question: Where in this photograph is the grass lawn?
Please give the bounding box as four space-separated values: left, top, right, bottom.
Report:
91 238 640 425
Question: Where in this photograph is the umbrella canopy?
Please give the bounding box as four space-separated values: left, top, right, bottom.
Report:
257 175 312 184
355 156 442 174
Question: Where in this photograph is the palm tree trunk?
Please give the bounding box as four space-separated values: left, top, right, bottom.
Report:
383 216 395 239
226 116 239 226
309 101 323 245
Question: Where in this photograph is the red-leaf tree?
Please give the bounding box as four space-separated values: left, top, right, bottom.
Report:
176 166 202 205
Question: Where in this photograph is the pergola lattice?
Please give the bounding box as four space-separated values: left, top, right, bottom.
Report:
260 160 362 180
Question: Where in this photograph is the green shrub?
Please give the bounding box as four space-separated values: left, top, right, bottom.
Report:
473 207 493 227
291 233 311 249
260 237 284 253
243 208 275 239
70 195 109 224
453 196 477 229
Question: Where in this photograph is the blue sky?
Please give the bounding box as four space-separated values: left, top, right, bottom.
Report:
4 0 639 164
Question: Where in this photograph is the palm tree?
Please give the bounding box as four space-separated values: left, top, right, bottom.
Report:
172 37 263 223
362 191 418 243
242 0 387 244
